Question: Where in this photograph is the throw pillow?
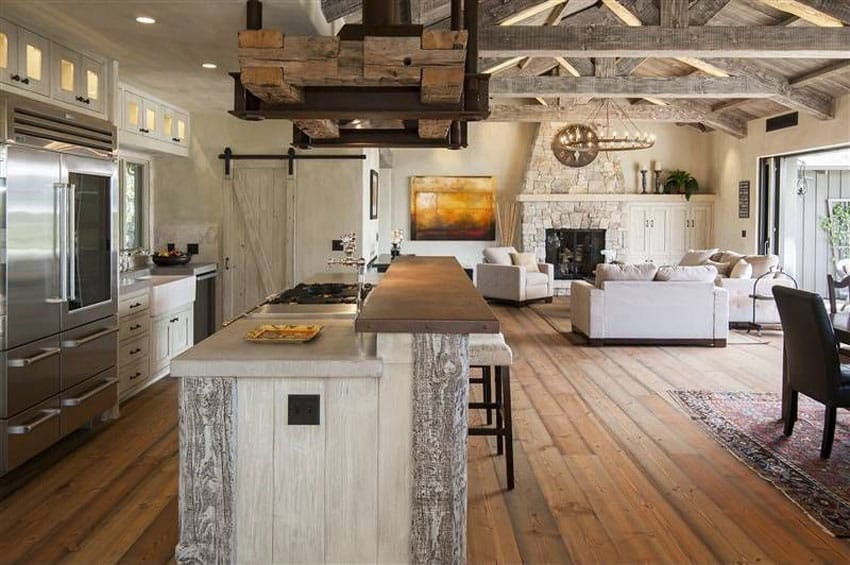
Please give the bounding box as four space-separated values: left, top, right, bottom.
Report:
596 262 658 288
744 254 779 279
706 259 732 276
655 265 718 282
483 246 516 265
509 252 540 272
720 250 745 265
679 248 720 266
729 258 753 279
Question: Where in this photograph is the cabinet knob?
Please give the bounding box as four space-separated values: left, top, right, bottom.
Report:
10 74 21 82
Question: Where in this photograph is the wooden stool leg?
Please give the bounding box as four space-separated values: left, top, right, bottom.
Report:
483 366 492 426
501 366 514 490
495 366 503 455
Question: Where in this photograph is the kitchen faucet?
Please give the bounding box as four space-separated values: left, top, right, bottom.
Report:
327 233 367 314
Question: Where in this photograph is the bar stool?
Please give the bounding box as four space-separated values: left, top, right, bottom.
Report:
468 333 514 490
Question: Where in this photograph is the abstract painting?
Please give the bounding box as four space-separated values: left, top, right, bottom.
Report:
409 176 496 241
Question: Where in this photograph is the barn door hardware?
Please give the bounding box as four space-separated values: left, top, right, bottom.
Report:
218 146 367 176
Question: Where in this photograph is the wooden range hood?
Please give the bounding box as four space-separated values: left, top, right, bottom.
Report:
230 0 490 149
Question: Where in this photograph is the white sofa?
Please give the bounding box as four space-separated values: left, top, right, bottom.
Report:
571 280 729 346
474 247 554 305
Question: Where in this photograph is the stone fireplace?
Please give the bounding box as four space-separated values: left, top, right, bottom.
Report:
545 228 606 279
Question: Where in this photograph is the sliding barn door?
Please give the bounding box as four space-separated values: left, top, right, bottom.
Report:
222 166 295 321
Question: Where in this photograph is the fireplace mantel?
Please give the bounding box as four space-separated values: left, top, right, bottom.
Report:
516 193 716 203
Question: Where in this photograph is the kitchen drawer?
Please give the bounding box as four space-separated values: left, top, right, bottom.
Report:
119 312 150 342
119 357 150 393
119 292 150 317
60 368 118 436
2 335 61 419
119 335 149 368
62 317 118 390
2 395 62 474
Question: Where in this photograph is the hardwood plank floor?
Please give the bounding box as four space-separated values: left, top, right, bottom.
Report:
1 303 848 563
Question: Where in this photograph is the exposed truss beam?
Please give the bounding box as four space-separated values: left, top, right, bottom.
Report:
479 26 850 58
790 60 850 87
688 0 734 26
490 75 783 98
661 0 689 27
488 103 747 137
757 0 849 27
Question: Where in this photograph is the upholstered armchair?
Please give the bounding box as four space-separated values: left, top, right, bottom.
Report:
474 247 554 305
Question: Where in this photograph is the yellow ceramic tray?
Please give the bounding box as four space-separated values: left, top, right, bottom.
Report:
244 324 323 343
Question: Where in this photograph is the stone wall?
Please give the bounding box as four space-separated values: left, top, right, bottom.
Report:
520 123 628 261
522 122 627 195
521 201 627 263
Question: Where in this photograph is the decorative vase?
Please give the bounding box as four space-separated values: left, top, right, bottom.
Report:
391 243 400 258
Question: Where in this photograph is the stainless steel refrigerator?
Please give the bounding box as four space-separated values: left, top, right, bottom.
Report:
0 93 119 476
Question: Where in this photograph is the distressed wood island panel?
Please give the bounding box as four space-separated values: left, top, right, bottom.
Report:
356 256 500 334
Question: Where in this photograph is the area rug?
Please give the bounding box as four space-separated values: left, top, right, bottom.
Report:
670 390 850 537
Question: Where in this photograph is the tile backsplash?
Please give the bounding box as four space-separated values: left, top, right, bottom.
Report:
154 224 220 263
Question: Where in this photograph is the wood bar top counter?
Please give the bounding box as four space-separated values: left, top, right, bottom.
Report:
355 256 500 334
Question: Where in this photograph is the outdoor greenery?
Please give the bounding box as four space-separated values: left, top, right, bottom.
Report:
821 200 850 266
663 169 699 201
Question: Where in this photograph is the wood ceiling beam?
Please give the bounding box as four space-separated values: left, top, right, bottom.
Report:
661 0 689 27
487 103 747 137
687 0 733 26
701 57 835 119
479 26 850 58
756 0 848 27
790 60 850 87
490 75 783 98
482 0 567 26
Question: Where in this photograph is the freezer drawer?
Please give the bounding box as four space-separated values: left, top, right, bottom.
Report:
1 395 62 475
60 367 117 436
1 335 62 419
61 316 117 389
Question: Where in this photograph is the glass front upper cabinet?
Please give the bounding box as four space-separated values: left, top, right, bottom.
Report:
17 29 49 95
0 19 14 83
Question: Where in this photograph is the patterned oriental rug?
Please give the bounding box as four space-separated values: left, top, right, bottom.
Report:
670 390 850 537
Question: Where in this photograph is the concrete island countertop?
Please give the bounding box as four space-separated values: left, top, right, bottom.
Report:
170 318 381 378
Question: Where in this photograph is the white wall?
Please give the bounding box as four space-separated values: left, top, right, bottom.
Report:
708 94 850 254
386 121 536 266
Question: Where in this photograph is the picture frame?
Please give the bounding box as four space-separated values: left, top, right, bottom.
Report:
370 169 379 220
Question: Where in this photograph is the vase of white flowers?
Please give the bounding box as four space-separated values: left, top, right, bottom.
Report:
390 228 404 258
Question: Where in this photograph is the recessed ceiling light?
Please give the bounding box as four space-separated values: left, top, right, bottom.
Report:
201 63 217 69
135 16 156 24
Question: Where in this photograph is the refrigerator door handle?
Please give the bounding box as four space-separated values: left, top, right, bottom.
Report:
52 182 68 303
67 183 77 302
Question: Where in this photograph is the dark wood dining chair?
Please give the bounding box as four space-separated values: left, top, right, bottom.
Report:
773 286 850 458
827 274 850 314
827 274 850 361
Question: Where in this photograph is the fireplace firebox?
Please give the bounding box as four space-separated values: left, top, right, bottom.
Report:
545 229 606 280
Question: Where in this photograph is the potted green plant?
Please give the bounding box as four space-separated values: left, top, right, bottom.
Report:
821 200 850 270
664 169 699 201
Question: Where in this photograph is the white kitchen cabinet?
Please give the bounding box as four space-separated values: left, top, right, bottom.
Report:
151 304 194 377
626 201 713 265
50 44 105 112
4 27 50 96
1 18 110 118
119 85 190 155
0 19 19 85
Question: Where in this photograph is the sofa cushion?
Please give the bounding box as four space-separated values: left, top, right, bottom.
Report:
596 262 658 288
510 252 541 272
729 258 753 279
655 265 718 282
744 254 779 278
706 259 732 276
483 246 516 265
679 248 720 266
720 251 745 265
526 272 549 287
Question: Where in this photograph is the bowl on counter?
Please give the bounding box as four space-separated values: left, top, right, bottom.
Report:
151 254 192 267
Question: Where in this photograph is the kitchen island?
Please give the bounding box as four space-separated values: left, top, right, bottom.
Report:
171 256 498 564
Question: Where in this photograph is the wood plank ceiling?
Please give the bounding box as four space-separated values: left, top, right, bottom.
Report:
320 0 850 138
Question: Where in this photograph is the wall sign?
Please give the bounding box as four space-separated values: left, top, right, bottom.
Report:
738 181 750 219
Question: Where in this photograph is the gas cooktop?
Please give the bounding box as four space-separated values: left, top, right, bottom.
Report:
267 282 373 305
